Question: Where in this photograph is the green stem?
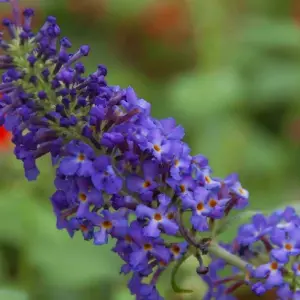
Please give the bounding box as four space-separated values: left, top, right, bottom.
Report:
207 240 249 272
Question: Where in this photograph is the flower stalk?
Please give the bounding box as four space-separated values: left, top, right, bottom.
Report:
206 241 249 272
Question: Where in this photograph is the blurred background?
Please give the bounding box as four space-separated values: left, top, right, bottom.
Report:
0 0 300 299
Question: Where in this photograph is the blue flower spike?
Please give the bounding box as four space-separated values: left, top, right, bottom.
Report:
1 1 300 299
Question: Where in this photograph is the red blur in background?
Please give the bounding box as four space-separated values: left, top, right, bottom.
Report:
66 0 106 22
139 0 193 46
293 0 300 25
0 94 11 151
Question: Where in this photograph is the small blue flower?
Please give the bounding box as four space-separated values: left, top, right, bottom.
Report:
123 87 151 117
169 143 191 180
136 197 179 237
72 177 103 217
184 187 230 231
251 261 284 289
91 155 123 194
270 228 300 263
89 210 128 245
126 160 159 196
23 154 40 181
251 282 267 296
72 218 95 241
237 213 270 246
128 223 170 271
191 155 220 190
167 176 195 204
156 117 185 140
128 273 163 300
269 206 300 231
50 189 71 215
137 283 164 300
169 242 188 260
59 140 95 177
146 128 178 161
225 173 249 199
54 169 75 191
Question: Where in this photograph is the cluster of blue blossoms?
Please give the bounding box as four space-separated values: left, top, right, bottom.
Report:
1 1 300 299
204 207 300 299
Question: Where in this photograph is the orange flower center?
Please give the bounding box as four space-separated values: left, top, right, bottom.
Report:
143 243 153 251
197 202 204 211
79 193 87 202
171 245 180 255
125 235 132 243
154 213 162 221
102 221 113 229
143 180 151 188
159 261 168 267
77 153 85 161
167 212 174 220
174 159 179 166
209 199 217 208
153 144 161 152
270 262 278 270
284 243 293 251
238 188 245 194
179 184 186 193
205 176 211 183
80 225 88 232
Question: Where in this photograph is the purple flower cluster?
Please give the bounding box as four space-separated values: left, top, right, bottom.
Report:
2 1 300 300
207 207 300 299
0 3 250 298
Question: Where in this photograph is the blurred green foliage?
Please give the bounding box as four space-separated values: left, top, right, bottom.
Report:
0 0 300 299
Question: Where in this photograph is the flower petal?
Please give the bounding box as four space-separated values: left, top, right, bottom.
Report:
59 156 78 176
136 204 155 219
94 227 109 245
77 160 94 177
143 220 160 237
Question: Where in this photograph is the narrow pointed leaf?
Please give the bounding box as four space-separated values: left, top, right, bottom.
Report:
171 253 193 294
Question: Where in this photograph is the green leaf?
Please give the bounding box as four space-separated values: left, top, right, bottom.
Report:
170 254 193 294
240 18 300 50
0 189 36 246
192 115 287 178
0 290 28 300
250 62 300 102
0 253 5 282
169 69 243 120
191 115 250 176
242 128 287 175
